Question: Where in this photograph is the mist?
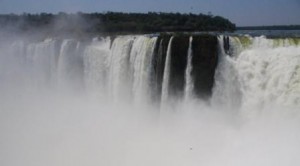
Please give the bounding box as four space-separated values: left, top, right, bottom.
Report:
1 24 300 166
2 88 300 166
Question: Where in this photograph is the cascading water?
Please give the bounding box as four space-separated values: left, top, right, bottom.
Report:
212 35 300 114
2 35 300 109
211 36 242 110
83 37 111 97
108 36 134 102
161 36 173 105
30 39 57 87
57 39 83 90
129 36 158 105
1 33 300 166
184 36 194 101
236 36 300 112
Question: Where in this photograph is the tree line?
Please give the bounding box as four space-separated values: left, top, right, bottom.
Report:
0 12 236 34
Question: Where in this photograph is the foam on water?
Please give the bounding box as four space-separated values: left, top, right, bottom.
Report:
1 34 300 166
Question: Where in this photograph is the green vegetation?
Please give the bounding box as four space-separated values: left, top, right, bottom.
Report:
0 12 236 34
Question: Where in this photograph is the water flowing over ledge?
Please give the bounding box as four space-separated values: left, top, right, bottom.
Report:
1 34 300 111
1 33 300 166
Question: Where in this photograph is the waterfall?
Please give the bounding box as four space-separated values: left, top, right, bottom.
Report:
2 33 300 166
1 34 299 111
211 36 242 110
130 36 158 104
83 35 158 103
235 36 300 112
161 36 174 105
83 37 111 97
108 36 134 102
184 36 194 101
212 35 300 114
23 39 57 88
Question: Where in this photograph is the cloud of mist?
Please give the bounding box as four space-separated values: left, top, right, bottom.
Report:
1 89 300 166
0 13 100 41
1 28 300 166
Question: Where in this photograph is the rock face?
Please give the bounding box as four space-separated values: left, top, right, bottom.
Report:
151 35 171 103
169 35 189 98
191 35 218 99
223 36 230 54
151 34 219 101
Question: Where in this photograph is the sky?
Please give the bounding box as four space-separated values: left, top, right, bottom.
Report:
0 0 299 26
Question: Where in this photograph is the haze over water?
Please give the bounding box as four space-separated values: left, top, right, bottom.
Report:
0 30 300 166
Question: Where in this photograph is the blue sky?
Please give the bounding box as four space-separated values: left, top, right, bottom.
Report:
0 0 299 26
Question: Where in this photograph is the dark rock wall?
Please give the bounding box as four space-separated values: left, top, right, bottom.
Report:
192 35 218 99
150 34 219 102
223 36 230 54
150 35 171 103
169 36 189 98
